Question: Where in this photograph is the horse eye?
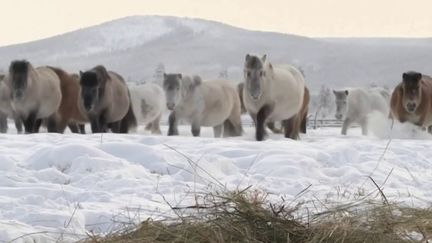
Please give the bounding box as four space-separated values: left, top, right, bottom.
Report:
247 71 251 77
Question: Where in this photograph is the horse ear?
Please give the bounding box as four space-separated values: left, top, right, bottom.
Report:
163 73 167 79
177 73 182 79
345 90 349 95
402 72 408 81
262 54 267 63
245 54 250 62
415 72 422 81
333 90 337 95
79 71 83 76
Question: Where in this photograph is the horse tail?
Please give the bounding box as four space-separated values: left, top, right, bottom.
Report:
119 90 138 133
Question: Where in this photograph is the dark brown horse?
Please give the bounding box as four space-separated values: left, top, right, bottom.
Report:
47 66 88 133
78 65 137 133
390 71 432 129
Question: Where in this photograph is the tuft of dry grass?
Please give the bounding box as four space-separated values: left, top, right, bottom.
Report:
82 188 432 243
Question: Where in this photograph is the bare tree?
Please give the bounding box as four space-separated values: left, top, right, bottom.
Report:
313 84 333 129
218 68 229 79
153 63 165 85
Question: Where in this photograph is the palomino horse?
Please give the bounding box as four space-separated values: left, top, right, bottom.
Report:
5 60 62 133
243 54 305 141
78 65 137 133
390 71 432 130
47 66 88 133
129 82 166 134
163 73 242 137
333 87 390 135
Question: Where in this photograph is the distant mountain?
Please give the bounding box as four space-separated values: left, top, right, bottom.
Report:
1 15 431 92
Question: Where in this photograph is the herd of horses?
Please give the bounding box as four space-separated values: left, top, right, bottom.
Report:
0 54 431 141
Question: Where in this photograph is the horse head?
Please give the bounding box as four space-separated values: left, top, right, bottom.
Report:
333 90 349 120
401 71 423 113
244 54 269 100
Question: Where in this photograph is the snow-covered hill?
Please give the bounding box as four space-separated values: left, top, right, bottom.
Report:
1 15 432 90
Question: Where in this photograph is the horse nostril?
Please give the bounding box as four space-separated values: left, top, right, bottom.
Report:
407 103 417 111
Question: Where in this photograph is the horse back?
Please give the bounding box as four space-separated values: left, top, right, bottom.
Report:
104 71 130 122
47 66 87 123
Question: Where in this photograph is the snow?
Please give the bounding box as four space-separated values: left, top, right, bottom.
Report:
0 119 431 242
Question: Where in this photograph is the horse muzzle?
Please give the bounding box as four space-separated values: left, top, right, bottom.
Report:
166 103 176 110
406 103 417 113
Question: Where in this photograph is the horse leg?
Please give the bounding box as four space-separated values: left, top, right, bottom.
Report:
151 115 162 135
360 118 368 136
46 116 61 133
78 124 86 134
110 121 122 133
89 114 103 133
168 112 179 136
34 119 43 133
256 105 272 141
301 112 308 134
213 124 224 138
283 115 300 140
267 122 283 134
191 120 201 137
14 114 23 134
0 112 7 133
68 123 80 133
341 118 352 135
145 123 152 131
23 112 37 134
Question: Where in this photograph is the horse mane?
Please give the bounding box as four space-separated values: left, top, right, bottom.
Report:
9 60 30 76
245 55 264 70
92 65 111 84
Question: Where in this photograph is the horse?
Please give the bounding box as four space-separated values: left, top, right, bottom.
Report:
333 87 390 135
0 76 23 133
238 82 309 134
390 71 432 130
129 82 166 134
78 65 137 133
4 60 62 133
46 66 88 133
243 54 305 141
163 73 242 137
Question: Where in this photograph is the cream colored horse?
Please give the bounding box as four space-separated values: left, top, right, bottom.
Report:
5 60 62 133
129 83 166 134
243 54 305 141
163 73 242 137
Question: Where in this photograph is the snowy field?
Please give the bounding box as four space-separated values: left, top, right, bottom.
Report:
1 119 432 242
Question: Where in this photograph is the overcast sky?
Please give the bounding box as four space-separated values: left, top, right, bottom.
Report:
1 0 431 46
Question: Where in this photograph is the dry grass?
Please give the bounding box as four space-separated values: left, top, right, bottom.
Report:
83 188 432 243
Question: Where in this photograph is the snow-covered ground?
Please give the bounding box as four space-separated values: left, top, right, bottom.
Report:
1 120 432 242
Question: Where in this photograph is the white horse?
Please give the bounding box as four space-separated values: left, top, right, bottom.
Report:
129 83 166 134
163 73 242 137
243 54 305 141
333 87 390 135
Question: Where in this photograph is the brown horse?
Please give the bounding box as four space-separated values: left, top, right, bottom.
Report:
390 71 432 129
78 65 137 133
46 66 88 133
